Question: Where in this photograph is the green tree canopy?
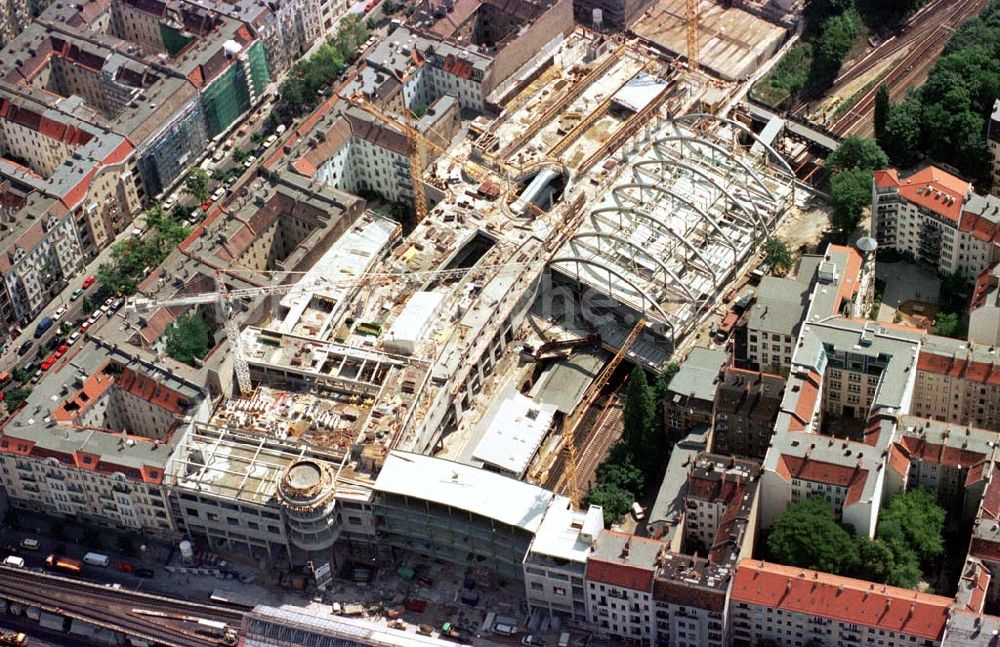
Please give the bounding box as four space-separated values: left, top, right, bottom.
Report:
809 12 860 88
873 85 890 143
764 237 794 274
4 387 31 412
830 167 872 239
164 313 210 365
585 482 634 527
623 367 658 476
853 536 895 583
880 96 922 166
876 488 945 563
933 312 962 338
596 458 644 496
768 495 859 574
827 136 889 173
185 168 212 202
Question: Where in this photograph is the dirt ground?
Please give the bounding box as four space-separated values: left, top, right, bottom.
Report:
773 203 832 254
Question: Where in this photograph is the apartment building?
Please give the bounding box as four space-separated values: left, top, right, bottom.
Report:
0 339 208 535
523 496 602 622
744 275 810 373
872 166 1000 279
913 335 1000 432
663 347 726 443
969 262 1000 345
216 0 323 76
892 415 998 520
571 0 654 29
712 368 785 460
989 99 1000 198
652 453 760 647
585 531 662 643
366 26 495 113
729 560 950 647
0 0 28 48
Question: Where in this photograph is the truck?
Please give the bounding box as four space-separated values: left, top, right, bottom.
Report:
34 316 54 338
716 310 741 341
45 554 83 574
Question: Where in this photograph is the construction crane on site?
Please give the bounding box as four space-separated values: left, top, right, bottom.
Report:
343 94 549 219
552 318 646 507
404 108 430 223
686 0 699 76
126 262 545 397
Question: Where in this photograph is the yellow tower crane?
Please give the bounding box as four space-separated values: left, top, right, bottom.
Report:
555 318 646 508
686 0 700 76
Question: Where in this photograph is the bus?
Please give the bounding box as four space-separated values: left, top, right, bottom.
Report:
45 554 82 575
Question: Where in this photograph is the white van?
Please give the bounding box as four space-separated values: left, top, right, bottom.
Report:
631 502 645 520
3 556 25 568
493 622 518 636
83 552 110 567
558 632 570 647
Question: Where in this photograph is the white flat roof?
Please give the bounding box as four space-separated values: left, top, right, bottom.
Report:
611 72 669 112
529 495 603 563
375 451 554 533
248 604 456 646
471 381 555 477
278 215 397 333
383 291 445 354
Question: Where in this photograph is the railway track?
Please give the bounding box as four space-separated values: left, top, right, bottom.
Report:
0 567 243 647
828 0 987 136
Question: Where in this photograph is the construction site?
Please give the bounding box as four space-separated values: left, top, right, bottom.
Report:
142 23 793 520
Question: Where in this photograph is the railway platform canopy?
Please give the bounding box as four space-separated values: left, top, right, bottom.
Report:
550 114 795 353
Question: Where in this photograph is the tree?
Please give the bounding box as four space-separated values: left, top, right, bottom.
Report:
853 536 895 582
768 495 858 574
585 482 633 526
809 12 859 89
164 313 210 365
873 85 890 144
763 237 793 274
653 362 679 405
805 0 854 22
881 96 922 166
830 167 872 239
933 312 962 338
5 387 31 412
827 136 889 174
877 488 945 563
622 367 657 475
185 168 212 203
596 458 644 496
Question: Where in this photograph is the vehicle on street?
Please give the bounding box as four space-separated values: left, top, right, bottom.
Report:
45 554 82 574
210 187 225 202
201 199 213 212
19 539 40 551
243 155 257 168
275 123 287 135
224 174 238 187
263 134 277 148
70 287 84 301
522 636 545 646
17 341 32 356
83 552 110 567
53 304 67 321
34 316 54 338
164 195 178 210
89 312 102 325
493 623 518 636
30 370 42 384
82 276 96 289
117 562 135 574
68 331 81 345
135 567 155 578
40 359 53 371
631 501 645 520
2 556 25 568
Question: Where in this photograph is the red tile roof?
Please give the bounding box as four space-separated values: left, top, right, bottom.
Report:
779 455 867 490
731 560 950 640
917 351 1000 386
897 436 987 470
888 444 910 478
971 262 999 310
873 168 899 189
894 166 970 223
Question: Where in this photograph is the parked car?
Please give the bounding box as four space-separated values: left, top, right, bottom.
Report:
17 341 32 356
82 276 96 289
19 539 40 551
522 636 545 646
242 155 257 169
210 187 226 202
52 304 67 321
135 567 155 579
70 288 84 301
68 331 81 346
116 562 135 574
